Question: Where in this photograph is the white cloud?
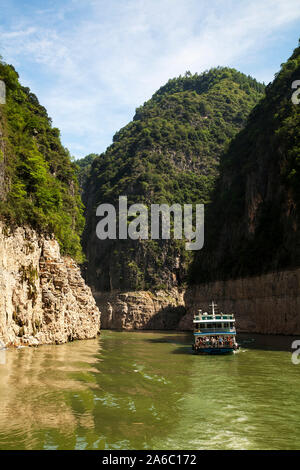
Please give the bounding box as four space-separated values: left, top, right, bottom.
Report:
0 0 299 157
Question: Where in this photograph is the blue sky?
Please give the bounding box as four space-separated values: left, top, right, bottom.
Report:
0 0 299 158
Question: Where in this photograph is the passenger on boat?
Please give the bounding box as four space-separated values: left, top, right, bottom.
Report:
195 334 237 350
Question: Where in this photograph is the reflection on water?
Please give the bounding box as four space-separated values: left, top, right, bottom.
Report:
0 331 299 450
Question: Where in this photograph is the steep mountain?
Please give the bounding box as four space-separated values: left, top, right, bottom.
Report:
0 60 100 346
190 42 300 284
83 68 265 293
0 61 84 262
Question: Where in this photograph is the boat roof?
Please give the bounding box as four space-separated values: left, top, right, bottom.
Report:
194 332 236 336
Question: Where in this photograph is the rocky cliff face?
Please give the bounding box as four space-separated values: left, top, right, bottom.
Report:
95 268 300 335
180 268 300 335
191 43 300 284
0 222 100 347
95 288 185 330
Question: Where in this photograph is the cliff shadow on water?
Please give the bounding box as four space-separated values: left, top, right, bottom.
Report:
141 331 193 355
133 330 300 354
237 333 300 352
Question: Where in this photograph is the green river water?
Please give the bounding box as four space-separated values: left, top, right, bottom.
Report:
0 330 299 450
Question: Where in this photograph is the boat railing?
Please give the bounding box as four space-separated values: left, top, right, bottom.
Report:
193 315 234 322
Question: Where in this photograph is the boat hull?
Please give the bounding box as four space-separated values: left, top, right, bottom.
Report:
193 346 235 355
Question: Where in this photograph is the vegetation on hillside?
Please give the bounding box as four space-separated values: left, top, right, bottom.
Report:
83 67 265 291
0 60 84 262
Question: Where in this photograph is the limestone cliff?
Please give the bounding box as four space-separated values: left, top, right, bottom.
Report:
180 268 300 335
0 222 100 347
95 268 300 335
95 288 185 330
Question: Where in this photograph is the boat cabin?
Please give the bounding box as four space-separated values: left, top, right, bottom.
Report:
193 301 238 353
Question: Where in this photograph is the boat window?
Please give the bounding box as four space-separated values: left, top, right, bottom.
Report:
223 322 229 328
216 323 222 328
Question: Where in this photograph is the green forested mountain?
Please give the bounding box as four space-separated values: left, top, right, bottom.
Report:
82 68 264 291
0 61 84 262
190 43 300 283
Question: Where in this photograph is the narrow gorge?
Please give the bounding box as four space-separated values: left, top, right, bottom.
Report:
1 43 299 345
81 43 300 336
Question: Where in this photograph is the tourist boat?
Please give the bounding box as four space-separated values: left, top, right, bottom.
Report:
192 301 239 354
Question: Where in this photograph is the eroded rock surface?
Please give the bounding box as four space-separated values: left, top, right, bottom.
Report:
94 288 185 330
0 222 101 346
92 268 300 335
180 270 300 334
